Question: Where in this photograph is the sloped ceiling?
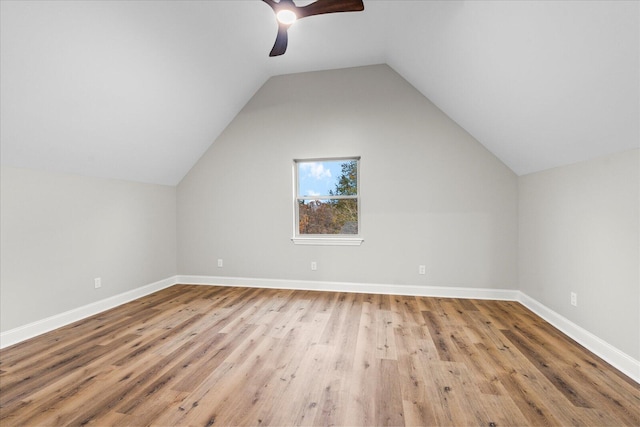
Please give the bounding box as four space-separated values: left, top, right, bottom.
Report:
1 0 638 185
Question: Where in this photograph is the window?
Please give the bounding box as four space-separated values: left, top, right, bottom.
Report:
292 157 363 246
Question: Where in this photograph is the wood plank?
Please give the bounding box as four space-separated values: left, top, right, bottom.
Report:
312 292 363 426
376 359 405 426
343 294 379 427
395 324 439 426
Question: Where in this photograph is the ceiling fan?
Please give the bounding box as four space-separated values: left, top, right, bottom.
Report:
262 0 365 57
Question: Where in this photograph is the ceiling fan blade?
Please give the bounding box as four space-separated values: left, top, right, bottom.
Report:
261 0 277 10
269 24 289 57
298 0 364 18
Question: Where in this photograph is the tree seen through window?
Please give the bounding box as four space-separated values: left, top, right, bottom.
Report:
296 159 359 235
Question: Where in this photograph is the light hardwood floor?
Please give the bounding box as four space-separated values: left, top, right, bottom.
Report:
0 285 638 426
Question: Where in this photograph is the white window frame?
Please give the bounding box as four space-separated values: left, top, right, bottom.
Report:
292 157 363 246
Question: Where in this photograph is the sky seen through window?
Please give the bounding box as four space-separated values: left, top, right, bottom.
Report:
298 161 346 197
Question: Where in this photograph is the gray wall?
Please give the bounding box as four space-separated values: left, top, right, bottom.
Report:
518 149 640 359
177 64 519 289
0 166 177 331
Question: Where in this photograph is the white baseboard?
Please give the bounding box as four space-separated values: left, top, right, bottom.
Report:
176 275 521 301
2 274 637 384
517 292 640 383
0 276 177 349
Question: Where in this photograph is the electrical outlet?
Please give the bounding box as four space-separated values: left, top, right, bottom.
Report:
570 292 577 306
94 278 102 289
311 261 317 271
217 259 223 268
418 265 426 275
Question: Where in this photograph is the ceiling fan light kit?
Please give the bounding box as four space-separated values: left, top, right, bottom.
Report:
276 9 298 25
262 0 365 57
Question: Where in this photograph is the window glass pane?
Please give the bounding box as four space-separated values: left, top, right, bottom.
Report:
298 199 358 235
298 160 358 197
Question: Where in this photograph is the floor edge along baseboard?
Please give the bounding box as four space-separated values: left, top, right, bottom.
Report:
2 274 638 384
0 276 177 349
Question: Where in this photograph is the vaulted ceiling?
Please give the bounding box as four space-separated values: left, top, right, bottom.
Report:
1 1 638 185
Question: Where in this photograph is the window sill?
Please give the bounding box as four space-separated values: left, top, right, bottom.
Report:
291 237 364 246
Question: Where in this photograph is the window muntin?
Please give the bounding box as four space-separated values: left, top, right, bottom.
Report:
294 158 360 238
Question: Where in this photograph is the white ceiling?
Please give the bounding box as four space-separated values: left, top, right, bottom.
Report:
1 0 638 185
